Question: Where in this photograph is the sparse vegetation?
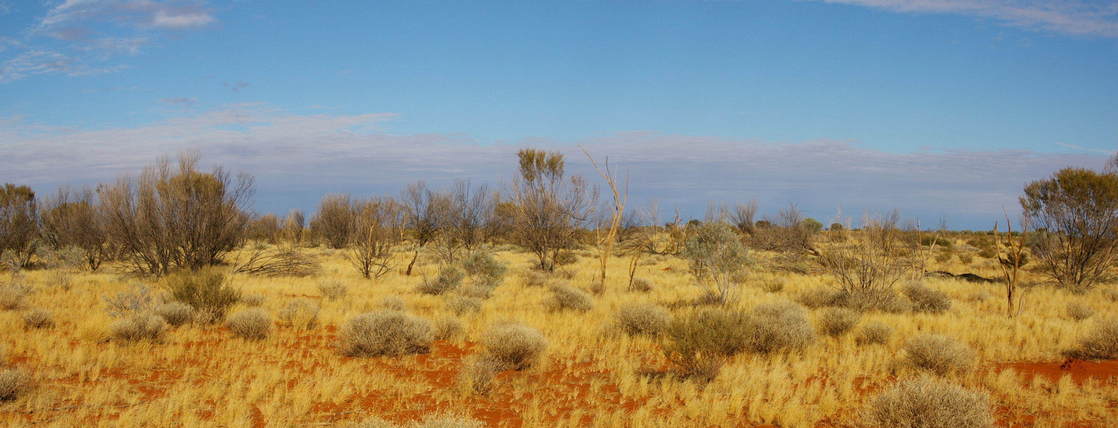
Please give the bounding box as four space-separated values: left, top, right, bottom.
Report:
864 376 993 428
545 283 593 312
340 310 433 357
902 281 951 314
479 323 547 371
817 307 859 337
1064 318 1118 360
904 334 976 376
226 308 271 340
615 302 671 336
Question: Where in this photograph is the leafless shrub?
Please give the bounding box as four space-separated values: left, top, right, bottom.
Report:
226 308 271 340
817 308 860 337
904 334 975 376
23 309 54 329
232 246 320 277
246 214 280 243
417 267 464 295
748 203 817 253
340 310 433 357
857 321 893 345
1066 302 1095 321
110 313 168 343
402 181 445 276
346 198 403 279
433 181 494 264
98 154 252 275
155 302 194 327
902 282 952 314
0 369 31 401
545 284 593 312
510 149 597 272
0 184 39 269
864 376 993 428
1064 318 1118 360
480 323 547 371
317 280 348 301
615 302 671 336
103 283 156 317
278 299 319 330
279 209 305 246
39 187 108 271
816 211 913 298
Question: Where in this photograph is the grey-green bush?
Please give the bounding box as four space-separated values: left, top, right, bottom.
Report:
480 323 547 371
864 376 993 428
432 316 464 341
817 307 860 337
22 309 54 329
340 310 433 357
904 334 975 376
417 267 465 295
155 302 194 327
902 282 951 314
226 308 271 340
857 321 893 345
615 302 671 336
110 313 168 343
546 284 593 312
746 301 816 353
446 295 482 315
461 251 507 286
278 299 319 330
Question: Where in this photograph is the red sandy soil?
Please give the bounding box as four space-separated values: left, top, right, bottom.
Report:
5 327 1117 427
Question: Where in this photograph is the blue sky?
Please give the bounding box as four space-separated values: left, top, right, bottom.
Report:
2 0 1117 228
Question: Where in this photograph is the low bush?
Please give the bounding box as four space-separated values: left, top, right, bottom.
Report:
110 313 168 343
864 376 993 428
817 308 860 337
857 321 893 345
902 282 951 314
904 334 975 376
662 308 751 380
340 310 433 357
432 316 464 341
1064 318 1118 360
22 309 54 329
165 269 240 323
155 302 194 327
278 299 319 330
746 301 816 353
615 302 671 336
629 278 653 293
461 252 506 286
480 323 547 371
0 369 31 401
522 271 549 288
0 287 28 311
446 295 482 315
459 357 501 395
417 267 465 295
241 294 266 307
102 283 156 318
1066 302 1095 321
317 280 348 301
760 278 785 293
380 295 406 311
796 287 843 309
546 284 593 312
456 285 493 300
226 308 271 340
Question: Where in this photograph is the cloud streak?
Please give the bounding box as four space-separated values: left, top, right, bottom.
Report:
0 105 1105 228
814 0 1118 37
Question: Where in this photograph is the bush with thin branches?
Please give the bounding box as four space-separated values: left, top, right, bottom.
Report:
340 310 433 357
904 334 975 376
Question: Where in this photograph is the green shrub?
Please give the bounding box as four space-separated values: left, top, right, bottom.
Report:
902 282 951 314
615 302 671 336
278 299 319 330
155 302 194 327
662 308 751 380
864 376 993 428
1064 318 1118 360
904 334 975 376
480 323 547 371
0 369 31 401
817 308 860 337
226 308 271 340
22 309 54 329
340 310 433 357
417 267 465 295
857 321 893 345
110 313 168 343
546 284 593 312
165 269 240 323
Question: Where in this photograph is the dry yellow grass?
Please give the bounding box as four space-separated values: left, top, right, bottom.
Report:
0 241 1115 427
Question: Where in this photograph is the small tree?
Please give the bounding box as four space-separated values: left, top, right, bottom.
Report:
583 148 625 294
681 222 749 303
816 211 910 295
0 184 38 268
511 149 596 271
993 214 1029 317
39 187 108 271
310 194 354 249
433 181 493 263
402 181 444 275
279 209 305 246
1021 167 1118 292
346 198 403 279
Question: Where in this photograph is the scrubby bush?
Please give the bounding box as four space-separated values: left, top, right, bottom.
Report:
446 295 482 315
350 413 485 428
857 321 893 345
22 309 54 329
681 222 749 303
480 323 547 371
864 376 993 428
1066 302 1095 321
155 302 194 327
456 285 493 300
432 316 464 341
380 295 406 311
459 357 501 395
799 287 909 313
902 282 951 314
278 299 319 330
0 369 31 401
417 267 465 295
546 284 593 312
1064 318 1118 360
226 308 271 340
629 278 653 293
817 308 859 337
165 269 240 323
102 282 156 317
615 302 671 336
110 313 168 343
760 278 785 293
904 334 975 376
241 294 265 307
796 287 843 309
461 251 506 286
317 280 348 301
746 301 816 353
0 286 29 311
662 308 751 380
340 310 433 357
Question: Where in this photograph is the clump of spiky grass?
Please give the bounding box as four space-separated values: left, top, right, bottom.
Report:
479 323 547 371
317 280 348 301
22 309 54 329
446 295 482 315
1064 318 1118 360
226 308 271 340
340 310 433 357
432 316 464 341
0 369 31 401
417 268 465 296
1066 302 1095 321
817 307 860 337
863 376 993 428
545 284 593 312
904 334 975 376
155 302 194 327
278 299 319 330
857 321 893 345
615 302 671 336
902 282 951 314
109 313 168 343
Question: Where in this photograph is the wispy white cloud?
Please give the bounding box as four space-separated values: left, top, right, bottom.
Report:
0 105 1104 226
160 96 197 107
151 9 213 28
36 0 215 33
0 49 125 82
814 0 1118 37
